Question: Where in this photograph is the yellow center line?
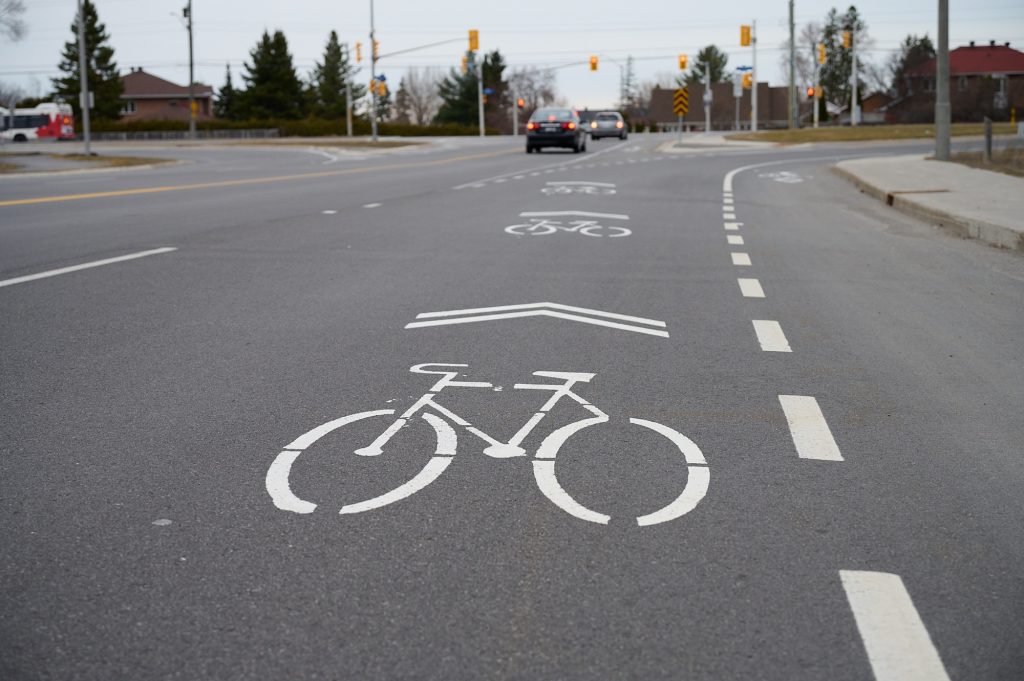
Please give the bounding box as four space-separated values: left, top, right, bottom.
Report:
0 147 516 208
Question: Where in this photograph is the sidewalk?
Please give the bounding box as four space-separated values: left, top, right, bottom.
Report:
833 154 1024 251
657 134 774 154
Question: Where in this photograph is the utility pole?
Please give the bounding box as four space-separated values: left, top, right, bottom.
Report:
935 0 950 159
184 0 196 140
851 29 858 127
477 57 484 137
345 79 353 137
788 0 796 129
512 91 518 137
369 0 378 141
76 0 91 155
813 63 820 128
703 61 711 133
751 21 758 132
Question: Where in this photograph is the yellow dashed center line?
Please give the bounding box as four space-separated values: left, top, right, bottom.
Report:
0 147 516 208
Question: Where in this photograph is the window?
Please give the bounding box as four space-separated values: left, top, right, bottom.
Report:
120 100 136 114
924 78 935 92
958 76 967 92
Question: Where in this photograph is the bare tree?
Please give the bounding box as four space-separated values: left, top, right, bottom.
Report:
0 0 26 41
0 81 24 108
779 22 823 92
507 66 557 119
403 67 442 126
635 71 678 116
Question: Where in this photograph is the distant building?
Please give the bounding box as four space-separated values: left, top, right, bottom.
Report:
119 68 214 121
647 82 792 131
888 41 1024 122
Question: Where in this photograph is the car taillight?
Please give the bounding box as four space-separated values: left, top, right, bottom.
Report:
615 121 624 128
562 121 576 130
526 122 537 130
63 117 71 125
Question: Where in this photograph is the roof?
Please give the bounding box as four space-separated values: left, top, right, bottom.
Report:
908 44 1024 77
120 69 213 99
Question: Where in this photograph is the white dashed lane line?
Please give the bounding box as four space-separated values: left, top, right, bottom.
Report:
322 209 337 214
752 320 792 352
840 571 951 681
725 222 743 231
0 247 177 289
363 202 381 208
731 252 752 266
777 395 842 460
727 235 744 245
737 278 765 298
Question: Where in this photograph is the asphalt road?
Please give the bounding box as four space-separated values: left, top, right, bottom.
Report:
2 134 1022 680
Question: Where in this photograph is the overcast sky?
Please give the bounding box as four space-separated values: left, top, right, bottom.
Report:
4 0 1022 108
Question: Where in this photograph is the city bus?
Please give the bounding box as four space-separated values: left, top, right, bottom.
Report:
0 102 76 142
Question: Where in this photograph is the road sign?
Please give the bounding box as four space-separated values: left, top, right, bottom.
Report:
673 88 689 116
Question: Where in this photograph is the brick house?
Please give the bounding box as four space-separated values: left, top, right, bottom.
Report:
647 83 793 130
119 68 214 121
889 42 1024 122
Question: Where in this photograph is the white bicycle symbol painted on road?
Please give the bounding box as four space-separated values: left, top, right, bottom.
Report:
505 218 631 237
266 363 709 526
541 184 617 196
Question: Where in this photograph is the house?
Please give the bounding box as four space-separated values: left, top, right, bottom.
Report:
890 41 1024 122
647 83 793 131
119 68 214 121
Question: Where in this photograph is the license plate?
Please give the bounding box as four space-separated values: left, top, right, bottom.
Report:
542 125 558 132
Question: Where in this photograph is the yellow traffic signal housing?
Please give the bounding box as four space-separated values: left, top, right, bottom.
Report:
678 54 688 70
806 86 815 99
378 81 388 97
742 73 753 89
589 55 598 71
355 42 362 63
373 40 380 59
461 55 468 73
516 97 525 109
817 43 826 64
740 25 751 47
469 29 479 51
842 31 852 49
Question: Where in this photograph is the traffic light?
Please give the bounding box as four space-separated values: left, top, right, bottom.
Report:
355 42 362 62
516 97 525 110
742 73 752 89
378 81 388 97
469 29 479 51
373 40 380 59
842 31 852 49
806 86 815 99
817 43 826 64
461 55 468 73
678 54 688 70
740 25 751 47
589 55 598 71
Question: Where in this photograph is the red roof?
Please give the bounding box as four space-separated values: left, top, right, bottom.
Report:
908 44 1024 77
120 69 213 99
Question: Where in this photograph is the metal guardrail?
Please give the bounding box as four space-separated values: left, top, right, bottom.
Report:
90 128 280 141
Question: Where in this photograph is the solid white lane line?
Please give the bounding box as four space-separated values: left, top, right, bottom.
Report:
840 571 951 681
727 235 744 245
752 320 791 352
778 395 842 460
363 202 381 208
724 222 743 231
731 252 752 266
738 278 765 298
0 247 177 289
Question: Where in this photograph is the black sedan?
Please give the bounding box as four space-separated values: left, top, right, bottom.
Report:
525 108 587 153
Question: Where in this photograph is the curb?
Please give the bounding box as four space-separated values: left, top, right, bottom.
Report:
0 158 186 179
830 164 1023 252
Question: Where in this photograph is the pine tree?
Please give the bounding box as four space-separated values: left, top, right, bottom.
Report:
392 77 412 124
311 30 365 119
684 46 729 86
215 63 237 119
236 30 306 120
434 51 480 125
481 50 509 131
52 0 122 120
820 6 868 108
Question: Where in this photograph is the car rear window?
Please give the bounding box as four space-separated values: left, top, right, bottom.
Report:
532 109 573 121
597 114 620 121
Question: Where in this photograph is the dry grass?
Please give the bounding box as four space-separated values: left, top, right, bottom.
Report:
0 154 173 174
947 147 1024 178
726 122 1018 144
0 162 19 173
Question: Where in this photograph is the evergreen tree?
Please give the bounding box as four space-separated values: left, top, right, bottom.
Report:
889 34 935 97
820 6 869 108
481 50 509 131
311 30 365 119
434 51 479 125
52 0 122 120
372 79 392 122
392 77 412 124
215 63 237 119
236 30 306 119
684 46 729 86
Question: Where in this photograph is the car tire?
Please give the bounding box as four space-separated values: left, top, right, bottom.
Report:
13 134 27 142
526 146 533 154
620 133 628 140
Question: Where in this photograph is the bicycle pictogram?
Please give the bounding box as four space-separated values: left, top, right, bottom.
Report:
505 218 631 237
541 184 617 195
266 363 709 526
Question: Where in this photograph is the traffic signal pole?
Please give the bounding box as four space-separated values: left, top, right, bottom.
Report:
369 0 378 141
935 0 951 160
851 30 858 127
75 0 91 155
477 58 484 137
751 21 758 132
185 0 196 140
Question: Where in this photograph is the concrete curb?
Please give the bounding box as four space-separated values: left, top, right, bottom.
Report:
831 164 1023 252
0 158 186 179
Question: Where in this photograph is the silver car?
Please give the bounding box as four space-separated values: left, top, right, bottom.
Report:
588 111 628 140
